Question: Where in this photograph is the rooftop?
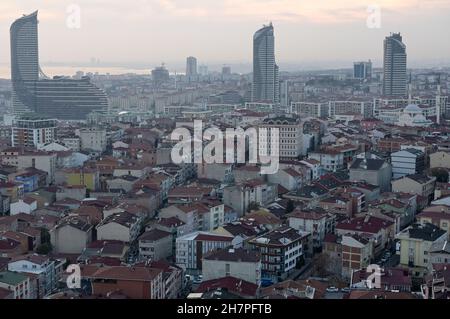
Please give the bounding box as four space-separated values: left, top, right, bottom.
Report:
0 271 28 285
203 248 260 263
399 223 447 242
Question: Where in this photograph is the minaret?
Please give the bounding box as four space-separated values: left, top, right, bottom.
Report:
437 75 441 125
408 73 412 104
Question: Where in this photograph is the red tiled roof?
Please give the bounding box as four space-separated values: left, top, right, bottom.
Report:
195 234 233 242
196 276 258 297
336 216 394 234
157 217 185 228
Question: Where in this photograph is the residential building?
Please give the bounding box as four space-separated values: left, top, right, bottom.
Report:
396 223 447 277
391 148 425 179
7 254 58 298
257 116 304 160
0 271 31 299
176 231 234 272
79 128 107 152
97 211 141 243
417 207 450 235
287 208 336 251
223 179 277 216
50 216 93 254
429 241 450 267
17 151 56 183
248 226 311 282
83 265 164 299
430 151 450 169
336 216 395 256
138 229 172 261
349 159 392 192
351 267 412 292
202 248 262 285
10 197 37 215
392 174 436 203
11 117 57 148
63 168 100 191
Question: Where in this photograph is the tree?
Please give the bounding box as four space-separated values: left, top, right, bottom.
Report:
431 168 449 183
36 242 52 255
285 200 295 214
40 228 51 245
312 253 330 278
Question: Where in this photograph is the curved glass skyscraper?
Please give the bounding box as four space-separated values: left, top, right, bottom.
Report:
382 33 407 97
10 11 108 120
252 23 279 103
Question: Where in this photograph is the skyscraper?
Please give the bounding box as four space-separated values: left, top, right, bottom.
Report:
383 33 407 97
151 64 170 87
353 60 372 80
10 11 108 120
252 23 279 103
186 56 198 77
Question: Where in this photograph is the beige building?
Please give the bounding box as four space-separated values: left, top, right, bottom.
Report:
396 223 447 277
50 216 93 254
96 211 141 243
79 128 107 152
17 152 57 183
392 174 436 203
430 151 450 169
0 271 31 299
138 229 173 261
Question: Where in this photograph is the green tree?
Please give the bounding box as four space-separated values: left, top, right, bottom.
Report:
431 168 449 183
40 228 51 245
36 242 52 255
285 200 295 214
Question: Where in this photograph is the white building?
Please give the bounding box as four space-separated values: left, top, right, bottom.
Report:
202 248 262 285
391 148 425 179
96 211 141 243
11 117 57 148
397 104 433 127
78 128 107 152
10 197 37 215
258 116 304 159
176 231 235 271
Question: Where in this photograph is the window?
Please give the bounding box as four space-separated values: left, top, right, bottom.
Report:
225 263 230 276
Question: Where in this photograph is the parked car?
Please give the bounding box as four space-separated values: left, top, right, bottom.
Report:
326 286 339 293
341 287 351 293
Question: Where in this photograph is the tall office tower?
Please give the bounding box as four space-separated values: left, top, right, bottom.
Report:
10 11 39 115
10 11 108 120
353 60 372 80
186 56 198 76
151 64 170 87
383 33 407 97
198 65 208 76
252 23 279 103
222 66 231 75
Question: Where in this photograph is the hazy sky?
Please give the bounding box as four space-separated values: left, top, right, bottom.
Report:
1 0 450 70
